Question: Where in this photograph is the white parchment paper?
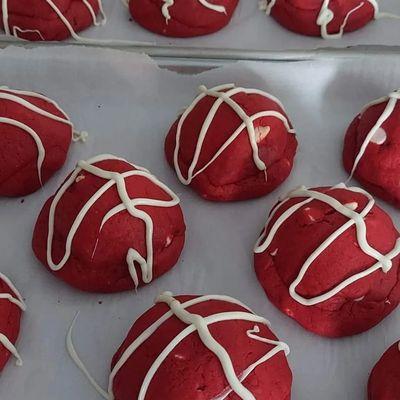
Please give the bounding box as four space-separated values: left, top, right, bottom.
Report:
0 45 400 400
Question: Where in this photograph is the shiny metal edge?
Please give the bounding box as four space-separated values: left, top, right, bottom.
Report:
0 37 399 63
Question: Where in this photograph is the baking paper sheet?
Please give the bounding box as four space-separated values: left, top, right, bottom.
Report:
0 45 400 400
1 0 400 51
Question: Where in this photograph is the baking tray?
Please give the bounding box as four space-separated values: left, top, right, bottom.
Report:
0 0 399 53
0 44 400 400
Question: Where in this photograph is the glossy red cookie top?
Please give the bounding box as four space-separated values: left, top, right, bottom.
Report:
129 0 239 37
254 185 400 337
165 84 297 201
32 155 186 293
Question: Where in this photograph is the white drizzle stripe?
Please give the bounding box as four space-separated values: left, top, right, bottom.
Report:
0 87 74 186
259 0 275 15
348 90 400 180
212 326 290 400
254 183 400 306
1 0 9 35
0 87 71 120
0 273 26 311
0 92 73 127
0 272 26 366
1 0 106 41
161 0 226 23
144 293 256 400
0 117 46 185
261 0 400 39
138 312 266 400
67 312 109 400
46 154 180 289
66 293 289 400
12 27 45 40
0 334 23 366
173 84 294 186
317 0 366 39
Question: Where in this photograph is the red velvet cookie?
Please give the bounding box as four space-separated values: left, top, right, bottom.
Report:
165 84 297 202
343 90 400 208
97 292 292 400
32 154 186 293
0 0 105 41
260 0 376 38
368 341 400 399
254 184 400 338
0 272 25 372
0 87 75 197
129 0 238 38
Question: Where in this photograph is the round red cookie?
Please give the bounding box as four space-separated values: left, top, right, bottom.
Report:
343 90 400 208
32 154 186 293
0 87 74 197
368 342 400 399
254 184 400 338
109 292 292 400
129 0 239 38
165 84 297 202
0 0 103 41
0 273 25 372
262 0 376 38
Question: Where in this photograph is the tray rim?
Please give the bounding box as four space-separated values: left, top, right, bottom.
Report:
0 38 400 63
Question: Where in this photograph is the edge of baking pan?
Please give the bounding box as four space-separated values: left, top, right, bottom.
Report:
0 38 399 63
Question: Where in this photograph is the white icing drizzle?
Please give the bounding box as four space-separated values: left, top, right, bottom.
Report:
254 183 400 306
0 272 26 366
46 154 180 289
0 86 77 186
1 0 106 41
161 0 226 24
67 292 290 400
173 84 295 186
67 312 110 399
260 0 400 39
211 325 289 400
348 90 400 180
259 0 276 15
317 0 367 39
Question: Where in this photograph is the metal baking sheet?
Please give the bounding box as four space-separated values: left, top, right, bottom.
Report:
0 45 400 400
0 0 400 52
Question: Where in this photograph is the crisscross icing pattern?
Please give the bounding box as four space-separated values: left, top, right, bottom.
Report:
254 183 400 306
1 0 106 41
0 86 75 186
0 272 26 366
173 83 294 185
46 154 180 289
67 292 290 400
